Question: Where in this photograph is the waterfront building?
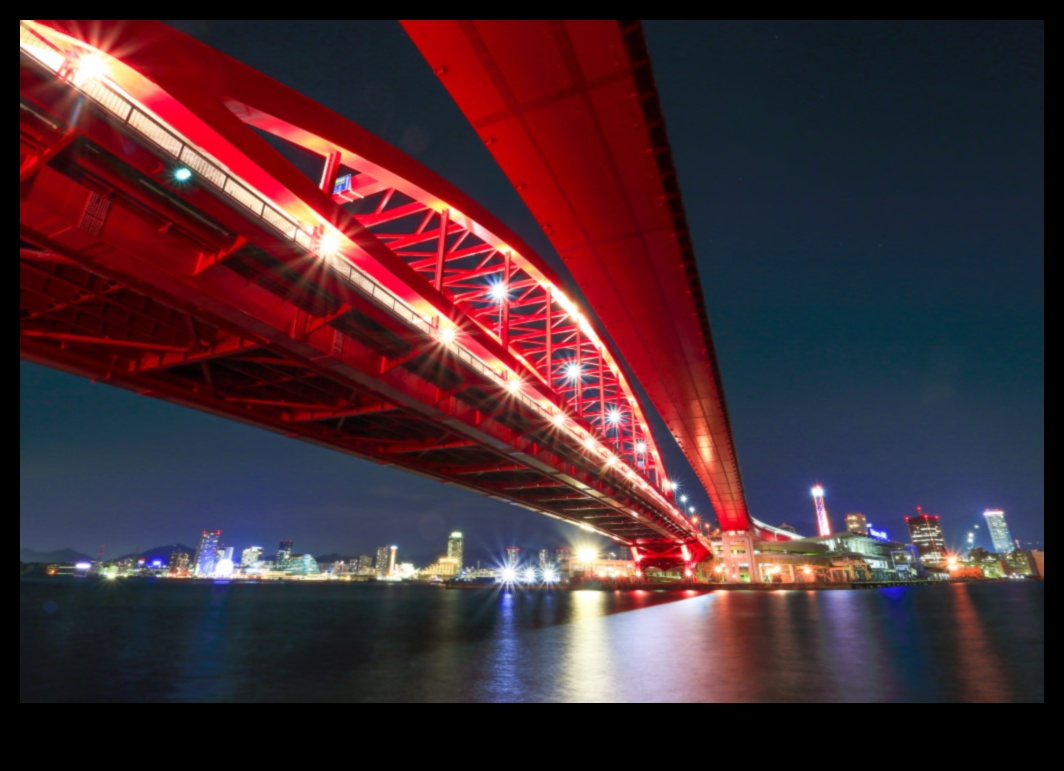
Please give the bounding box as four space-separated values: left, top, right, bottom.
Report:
277 540 294 563
570 553 638 580
906 510 948 567
506 547 521 568
376 546 391 578
374 546 399 579
846 513 869 536
1003 551 1037 578
555 548 572 576
539 549 550 569
280 554 321 577
357 555 375 575
193 531 222 577
984 510 1015 554
241 546 263 568
169 551 191 576
447 532 465 571
420 558 460 579
716 530 921 586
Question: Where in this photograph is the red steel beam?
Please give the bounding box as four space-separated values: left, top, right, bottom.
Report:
19 19 707 557
402 20 755 534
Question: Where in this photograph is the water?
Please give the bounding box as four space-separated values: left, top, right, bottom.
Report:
20 580 1043 703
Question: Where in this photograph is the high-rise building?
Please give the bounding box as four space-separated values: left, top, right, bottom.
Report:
241 546 263 568
376 546 398 579
194 531 222 577
506 547 521 568
984 510 1015 554
447 532 465 571
906 510 948 566
846 513 869 536
277 540 294 562
812 486 832 537
539 549 550 569
357 555 374 575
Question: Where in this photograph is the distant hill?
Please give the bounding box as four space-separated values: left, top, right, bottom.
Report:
20 548 94 565
114 544 196 565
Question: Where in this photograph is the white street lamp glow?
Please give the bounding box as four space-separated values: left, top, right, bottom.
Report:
577 549 598 564
318 230 344 258
489 282 509 303
73 53 109 86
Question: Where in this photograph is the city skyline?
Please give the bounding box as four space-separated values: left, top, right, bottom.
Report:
20 20 1043 559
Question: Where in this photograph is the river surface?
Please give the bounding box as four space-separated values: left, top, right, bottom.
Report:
20 579 1043 703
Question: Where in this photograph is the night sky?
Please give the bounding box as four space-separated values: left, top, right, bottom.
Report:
20 20 1043 561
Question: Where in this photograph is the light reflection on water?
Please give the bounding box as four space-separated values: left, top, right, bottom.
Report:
20 580 1042 703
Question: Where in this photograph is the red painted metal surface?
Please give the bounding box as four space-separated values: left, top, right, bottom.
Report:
402 20 763 536
19 20 710 562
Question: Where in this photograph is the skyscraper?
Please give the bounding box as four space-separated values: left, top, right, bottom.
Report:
539 549 550 569
906 510 947 566
506 547 521 568
846 513 869 536
984 510 1016 554
277 540 294 562
376 546 398 579
193 531 221 577
447 532 465 571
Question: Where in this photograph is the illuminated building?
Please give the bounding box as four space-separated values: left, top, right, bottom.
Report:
216 547 235 578
277 540 294 562
241 546 263 568
846 513 869 536
555 548 572 577
420 559 460 579
570 551 638 580
357 555 375 575
280 554 321 577
812 486 832 538
193 531 221 577
447 532 465 570
506 547 521 568
376 546 391 578
373 546 399 579
906 510 948 566
539 549 550 569
984 510 1016 554
170 552 190 576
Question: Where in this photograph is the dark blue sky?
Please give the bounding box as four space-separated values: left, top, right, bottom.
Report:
20 20 1043 560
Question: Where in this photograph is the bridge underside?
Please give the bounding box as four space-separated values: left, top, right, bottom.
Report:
20 22 711 565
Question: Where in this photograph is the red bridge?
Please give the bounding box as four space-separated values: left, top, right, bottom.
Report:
19 20 790 572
